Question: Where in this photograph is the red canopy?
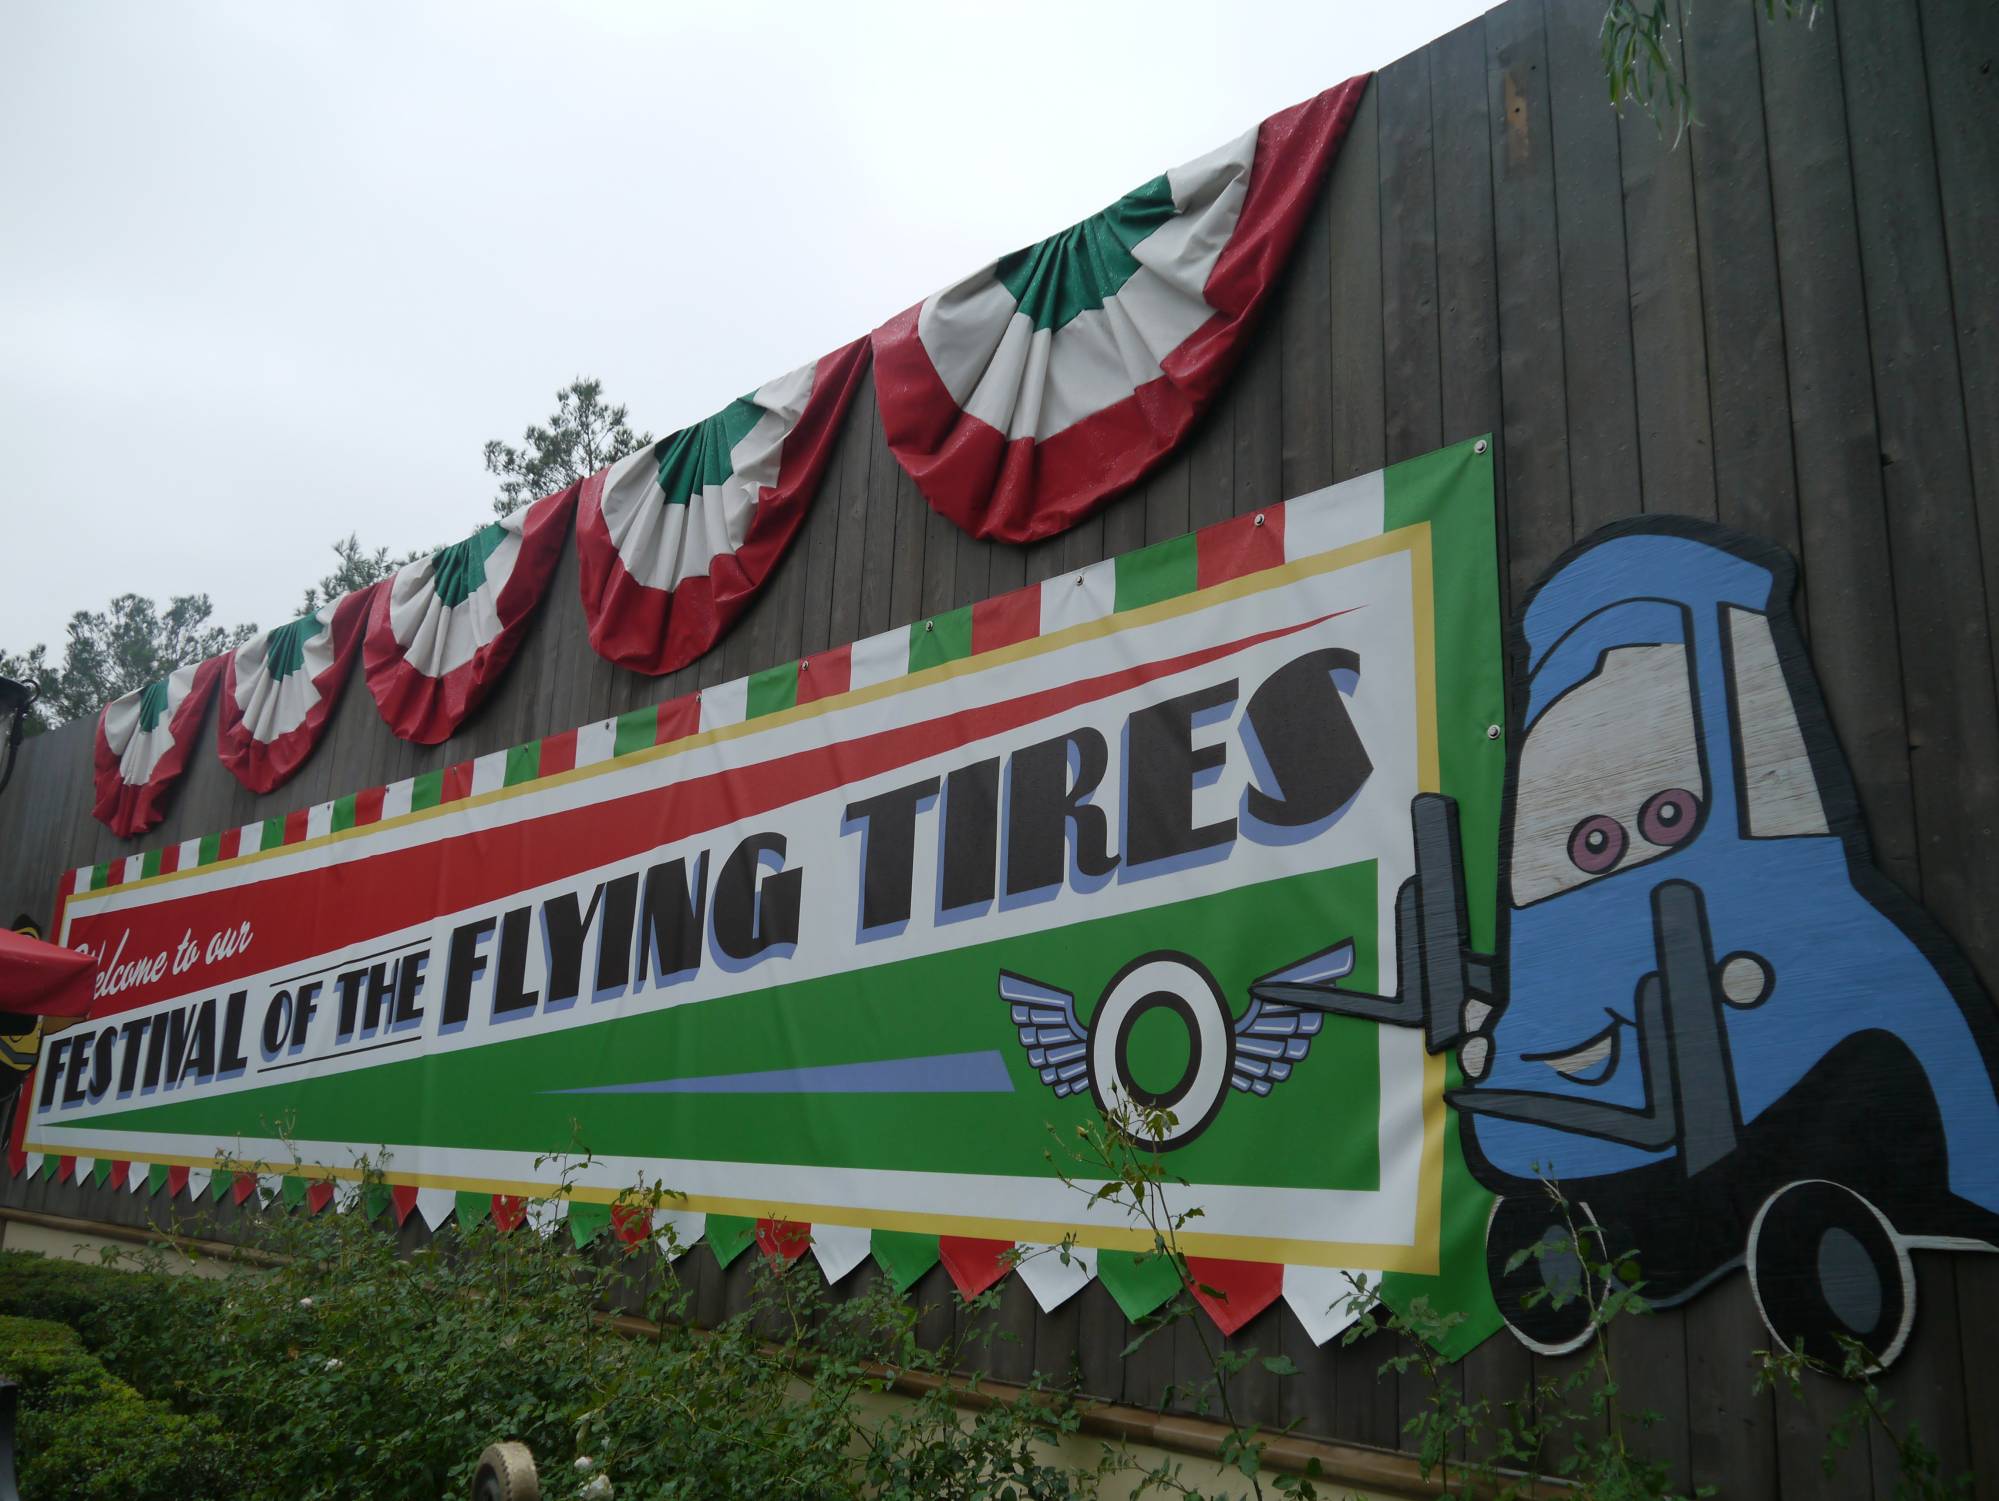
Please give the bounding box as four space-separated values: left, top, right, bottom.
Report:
0 926 97 1018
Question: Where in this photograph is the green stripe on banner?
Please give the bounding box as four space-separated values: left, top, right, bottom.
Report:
41 1156 58 1181
1375 436 1507 1358
281 1176 307 1209
1114 534 1197 611
363 1182 393 1222
91 1159 111 1187
504 743 541 787
613 706 656 758
211 1173 230 1202
746 661 799 719
567 1201 612 1248
455 1191 492 1227
331 795 357 833
1094 1249 1182 1323
262 817 286 851
907 607 973 674
147 1164 169 1195
141 849 162 879
90 863 111 891
198 833 222 867
870 1231 941 1295
411 769 445 812
705 1214 757 1270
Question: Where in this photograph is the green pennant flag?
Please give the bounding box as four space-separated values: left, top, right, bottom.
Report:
1095 1250 1182 1324
705 1215 757 1271
567 1202 612 1249
870 1232 941 1295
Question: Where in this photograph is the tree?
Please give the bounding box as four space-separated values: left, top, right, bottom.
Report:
0 594 256 735
483 377 654 517
297 534 426 616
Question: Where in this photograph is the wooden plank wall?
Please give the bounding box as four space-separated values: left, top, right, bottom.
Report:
3 0 1993 1492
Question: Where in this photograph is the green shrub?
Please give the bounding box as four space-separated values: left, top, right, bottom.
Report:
1 1315 240 1501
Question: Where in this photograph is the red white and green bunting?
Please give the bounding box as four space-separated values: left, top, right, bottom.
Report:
91 656 224 838
577 338 870 675
363 483 578 744
216 584 377 794
872 77 1367 543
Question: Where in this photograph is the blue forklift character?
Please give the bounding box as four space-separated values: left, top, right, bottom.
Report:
1258 517 1999 1366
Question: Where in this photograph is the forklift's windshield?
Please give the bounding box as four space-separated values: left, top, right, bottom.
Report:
1510 624 1707 908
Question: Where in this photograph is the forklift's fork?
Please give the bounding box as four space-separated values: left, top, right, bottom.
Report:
1250 793 1497 1052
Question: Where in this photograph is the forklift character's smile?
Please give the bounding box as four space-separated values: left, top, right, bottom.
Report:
1523 1017 1625 1085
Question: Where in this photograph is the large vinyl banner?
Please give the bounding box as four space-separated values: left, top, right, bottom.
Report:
22 439 1504 1345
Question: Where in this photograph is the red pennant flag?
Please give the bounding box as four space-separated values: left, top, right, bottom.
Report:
939 1236 1015 1300
756 1218 812 1267
1185 1257 1284 1337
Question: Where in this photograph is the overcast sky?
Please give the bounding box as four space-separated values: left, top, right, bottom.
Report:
0 0 1487 655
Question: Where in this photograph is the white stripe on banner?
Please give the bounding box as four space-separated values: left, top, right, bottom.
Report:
848 627 909 691
1039 558 1117 636
470 751 510 798
574 716 619 769
653 1209 706 1261
698 678 747 733
1284 470 1386 561
1279 1264 1368 1347
379 779 415 823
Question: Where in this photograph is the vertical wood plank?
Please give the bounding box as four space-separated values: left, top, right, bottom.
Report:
1681 0 1804 593
1278 165 1336 498
1616 0 1717 521
1379 49 1444 466
1487 0 1574 613
1841 0 1999 980
1544 0 1643 537
1327 81 1386 482
1917 0 1999 711
1756 0 1921 903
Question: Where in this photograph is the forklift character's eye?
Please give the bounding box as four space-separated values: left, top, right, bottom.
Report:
1638 788 1701 846
1510 642 1706 906
1568 815 1627 874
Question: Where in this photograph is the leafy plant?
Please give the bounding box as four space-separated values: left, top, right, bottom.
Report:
1754 1335 1973 1501
1600 0 1822 143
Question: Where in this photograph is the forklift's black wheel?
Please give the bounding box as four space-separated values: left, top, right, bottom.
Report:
1486 1194 1600 1357
1747 1180 1914 1373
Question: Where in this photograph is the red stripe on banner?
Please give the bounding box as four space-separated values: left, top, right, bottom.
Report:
231 1171 257 1205
491 1195 526 1233
353 785 387 827
108 1160 129 1190
218 827 242 862
391 1184 419 1225
1196 509 1287 589
938 1236 1013 1299
66 611 1341 1014
158 843 181 876
93 655 226 838
657 693 700 745
167 1165 190 1198
1185 1257 1284 1336
756 1218 812 1267
217 583 379 796
440 761 473 804
306 1181 336 1215
537 730 578 778
283 807 309 846
795 644 852 706
972 588 1042 655
578 338 872 675
873 76 1367 546
365 484 579 745
56 1155 75 1183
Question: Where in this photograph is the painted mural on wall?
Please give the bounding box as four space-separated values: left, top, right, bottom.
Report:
1284 517 1999 1368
